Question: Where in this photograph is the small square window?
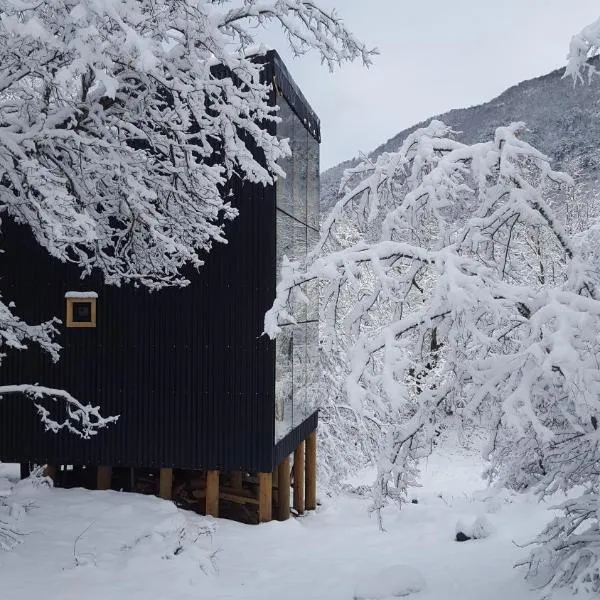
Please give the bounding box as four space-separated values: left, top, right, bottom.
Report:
72 301 92 322
65 293 97 328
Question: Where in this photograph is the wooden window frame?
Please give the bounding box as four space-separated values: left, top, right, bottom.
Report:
66 297 97 328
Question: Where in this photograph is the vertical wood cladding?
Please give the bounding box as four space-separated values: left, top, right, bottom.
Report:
0 51 318 474
0 173 276 472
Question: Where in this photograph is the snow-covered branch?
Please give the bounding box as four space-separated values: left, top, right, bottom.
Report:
0 299 60 361
0 384 119 439
219 1 375 69
0 0 374 289
566 16 600 82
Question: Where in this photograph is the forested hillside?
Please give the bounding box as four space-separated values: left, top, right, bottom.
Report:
322 58 600 209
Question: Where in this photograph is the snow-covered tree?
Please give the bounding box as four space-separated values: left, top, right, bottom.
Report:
267 119 600 592
0 0 373 436
499 18 600 594
567 16 600 81
308 211 391 492
316 322 388 493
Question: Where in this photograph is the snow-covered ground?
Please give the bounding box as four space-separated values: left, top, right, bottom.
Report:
0 445 589 600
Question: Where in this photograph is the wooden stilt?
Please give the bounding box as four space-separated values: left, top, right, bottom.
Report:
305 430 317 511
159 468 173 500
97 466 112 490
230 471 243 492
258 472 273 523
206 470 219 517
277 456 291 521
293 441 305 515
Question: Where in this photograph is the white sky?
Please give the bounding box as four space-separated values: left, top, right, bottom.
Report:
262 1 600 170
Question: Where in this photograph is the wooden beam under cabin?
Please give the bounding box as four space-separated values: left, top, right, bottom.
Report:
258 472 273 523
206 470 219 517
159 468 173 500
219 489 260 505
293 441 305 515
305 430 317 511
97 466 112 490
277 456 291 521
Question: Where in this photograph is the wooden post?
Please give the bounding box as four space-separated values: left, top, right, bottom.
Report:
293 441 305 515
206 470 219 517
230 471 243 492
277 456 291 521
305 430 317 511
258 472 273 523
159 468 173 500
97 466 112 490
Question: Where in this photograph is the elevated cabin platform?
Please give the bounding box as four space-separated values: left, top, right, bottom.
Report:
31 426 317 524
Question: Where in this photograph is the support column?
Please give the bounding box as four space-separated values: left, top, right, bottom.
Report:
277 456 291 521
305 430 317 511
97 466 112 490
293 441 305 515
159 468 173 500
258 472 273 523
206 470 219 517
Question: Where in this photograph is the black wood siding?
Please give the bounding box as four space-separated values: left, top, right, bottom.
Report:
0 173 279 472
0 50 318 473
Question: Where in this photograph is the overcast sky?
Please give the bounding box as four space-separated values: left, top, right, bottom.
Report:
263 1 600 170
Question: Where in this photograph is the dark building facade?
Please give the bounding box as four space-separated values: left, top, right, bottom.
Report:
0 51 319 522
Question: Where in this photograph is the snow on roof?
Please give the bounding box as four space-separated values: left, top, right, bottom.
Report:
64 291 98 298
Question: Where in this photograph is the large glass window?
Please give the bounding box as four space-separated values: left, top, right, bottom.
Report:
275 96 320 441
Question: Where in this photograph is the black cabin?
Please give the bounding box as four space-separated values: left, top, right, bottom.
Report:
0 50 319 523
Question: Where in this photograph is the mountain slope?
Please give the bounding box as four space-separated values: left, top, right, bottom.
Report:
322 61 600 211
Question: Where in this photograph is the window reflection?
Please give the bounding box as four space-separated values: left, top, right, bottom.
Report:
276 99 294 216
275 326 293 435
307 135 320 229
275 96 320 441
